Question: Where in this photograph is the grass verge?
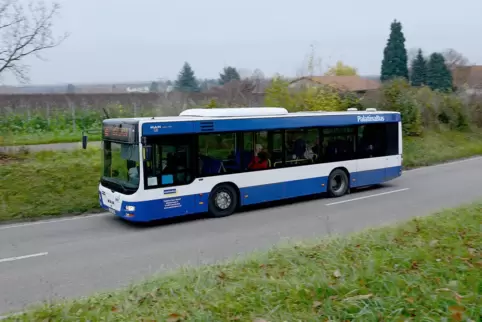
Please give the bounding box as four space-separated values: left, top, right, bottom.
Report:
403 130 482 168
5 202 482 321
1 130 482 223
0 131 101 146
0 147 102 222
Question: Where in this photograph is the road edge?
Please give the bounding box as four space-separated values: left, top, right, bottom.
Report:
1 154 481 227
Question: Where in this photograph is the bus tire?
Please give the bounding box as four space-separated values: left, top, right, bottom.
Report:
327 169 349 198
208 184 238 218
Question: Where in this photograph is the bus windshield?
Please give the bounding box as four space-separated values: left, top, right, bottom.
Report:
101 141 140 193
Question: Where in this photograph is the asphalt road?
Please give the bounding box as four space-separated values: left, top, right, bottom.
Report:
1 157 481 316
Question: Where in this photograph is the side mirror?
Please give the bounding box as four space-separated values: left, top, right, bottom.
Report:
82 132 88 149
143 145 152 161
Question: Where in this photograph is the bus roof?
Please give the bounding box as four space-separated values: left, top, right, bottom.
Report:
103 108 401 136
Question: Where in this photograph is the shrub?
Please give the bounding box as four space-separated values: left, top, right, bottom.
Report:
264 77 361 113
379 78 423 136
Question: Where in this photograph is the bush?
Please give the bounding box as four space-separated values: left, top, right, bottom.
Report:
379 78 423 136
378 79 480 135
438 94 469 130
264 77 361 112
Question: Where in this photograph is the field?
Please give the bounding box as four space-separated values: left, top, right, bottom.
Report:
4 201 481 321
0 109 104 146
1 130 482 223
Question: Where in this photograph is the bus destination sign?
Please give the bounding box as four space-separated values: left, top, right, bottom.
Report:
103 124 136 142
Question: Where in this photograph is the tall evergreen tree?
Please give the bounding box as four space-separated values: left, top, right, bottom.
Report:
410 49 427 86
219 66 241 85
175 62 200 92
426 53 453 92
380 20 409 82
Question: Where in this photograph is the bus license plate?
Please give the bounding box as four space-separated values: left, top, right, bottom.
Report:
108 208 116 215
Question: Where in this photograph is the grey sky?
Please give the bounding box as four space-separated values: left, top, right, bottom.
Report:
12 0 482 85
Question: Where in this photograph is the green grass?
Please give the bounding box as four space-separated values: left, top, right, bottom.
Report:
0 131 101 146
5 202 481 321
0 147 102 222
0 130 481 223
403 130 482 168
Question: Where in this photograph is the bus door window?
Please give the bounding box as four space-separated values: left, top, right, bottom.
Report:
143 135 194 188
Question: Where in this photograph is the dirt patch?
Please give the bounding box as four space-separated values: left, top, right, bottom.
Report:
0 152 25 165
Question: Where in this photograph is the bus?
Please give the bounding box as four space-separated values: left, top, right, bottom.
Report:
85 107 402 222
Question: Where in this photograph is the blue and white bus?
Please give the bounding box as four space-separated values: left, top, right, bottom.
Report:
87 107 402 222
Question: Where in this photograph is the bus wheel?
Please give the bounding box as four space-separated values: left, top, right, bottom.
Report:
208 184 238 218
327 169 349 198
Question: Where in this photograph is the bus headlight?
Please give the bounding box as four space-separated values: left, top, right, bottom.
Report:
125 205 135 211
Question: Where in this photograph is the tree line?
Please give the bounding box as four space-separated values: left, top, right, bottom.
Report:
380 20 471 92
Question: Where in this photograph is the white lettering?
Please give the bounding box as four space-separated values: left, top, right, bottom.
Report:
357 115 385 122
163 198 182 209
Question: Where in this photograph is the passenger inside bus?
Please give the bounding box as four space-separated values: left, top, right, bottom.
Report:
248 144 269 170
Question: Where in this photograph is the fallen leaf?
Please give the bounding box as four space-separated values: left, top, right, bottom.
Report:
467 248 476 256
448 306 465 322
218 272 226 280
333 269 342 278
312 301 322 308
429 239 439 247
406 297 414 304
167 313 182 322
410 261 419 270
343 294 373 301
111 306 119 312
451 311 463 322
448 305 465 313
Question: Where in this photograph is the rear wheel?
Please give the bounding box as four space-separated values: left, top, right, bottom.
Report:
327 169 349 197
208 184 238 218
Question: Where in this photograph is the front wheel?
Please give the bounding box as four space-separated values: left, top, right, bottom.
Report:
327 169 349 198
208 184 238 218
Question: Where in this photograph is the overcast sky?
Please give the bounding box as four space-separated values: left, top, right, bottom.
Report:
9 0 482 85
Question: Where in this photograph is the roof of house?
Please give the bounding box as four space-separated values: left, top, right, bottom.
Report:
288 76 381 92
452 65 482 89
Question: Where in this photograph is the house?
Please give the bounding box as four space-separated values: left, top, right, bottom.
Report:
288 76 381 94
452 65 482 95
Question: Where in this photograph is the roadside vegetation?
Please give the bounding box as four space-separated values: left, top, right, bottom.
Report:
5 201 481 321
1 129 481 223
1 21 481 222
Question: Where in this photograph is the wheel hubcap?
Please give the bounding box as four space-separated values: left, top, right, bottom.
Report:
215 191 231 210
331 175 345 192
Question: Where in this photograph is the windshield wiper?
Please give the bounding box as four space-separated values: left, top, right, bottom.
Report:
101 177 130 193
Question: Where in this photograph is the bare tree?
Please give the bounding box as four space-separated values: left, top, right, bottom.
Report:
0 0 68 82
442 48 470 70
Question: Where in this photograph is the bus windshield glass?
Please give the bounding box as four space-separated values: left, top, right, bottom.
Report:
101 141 140 193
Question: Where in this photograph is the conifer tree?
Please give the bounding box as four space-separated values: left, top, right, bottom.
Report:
381 20 409 82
